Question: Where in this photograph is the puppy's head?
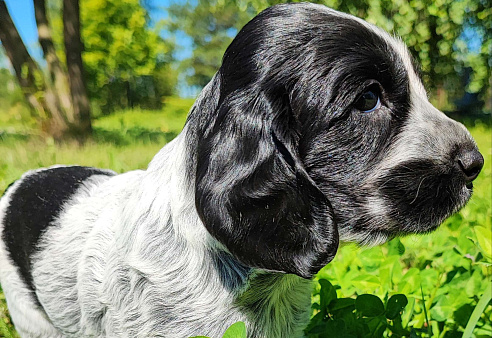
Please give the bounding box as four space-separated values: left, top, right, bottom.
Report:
190 3 484 278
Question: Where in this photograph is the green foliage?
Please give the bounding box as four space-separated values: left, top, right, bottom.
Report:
48 0 177 113
82 0 174 112
192 321 247 338
463 285 492 338
222 321 247 338
473 226 492 261
81 0 176 112
306 280 411 337
0 69 32 131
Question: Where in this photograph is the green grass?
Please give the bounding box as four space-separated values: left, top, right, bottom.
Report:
0 101 490 337
0 97 194 188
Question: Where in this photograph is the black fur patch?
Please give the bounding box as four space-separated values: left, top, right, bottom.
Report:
2 166 114 293
378 159 465 233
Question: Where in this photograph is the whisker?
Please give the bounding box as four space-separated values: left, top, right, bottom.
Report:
410 176 428 205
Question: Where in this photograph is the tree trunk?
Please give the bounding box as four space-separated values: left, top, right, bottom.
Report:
63 0 92 140
0 0 44 113
34 0 74 122
0 0 68 138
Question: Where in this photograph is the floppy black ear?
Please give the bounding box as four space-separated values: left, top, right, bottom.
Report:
194 87 339 278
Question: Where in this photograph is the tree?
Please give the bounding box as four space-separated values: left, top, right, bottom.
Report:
80 0 175 113
461 0 491 113
0 0 91 140
167 0 256 88
0 0 67 138
46 0 176 113
356 0 490 113
0 67 32 122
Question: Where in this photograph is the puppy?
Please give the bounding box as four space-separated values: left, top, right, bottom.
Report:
0 3 483 337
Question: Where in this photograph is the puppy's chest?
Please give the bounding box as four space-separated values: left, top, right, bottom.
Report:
235 273 313 337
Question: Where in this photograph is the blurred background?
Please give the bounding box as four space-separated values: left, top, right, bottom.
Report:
0 0 490 143
0 1 491 337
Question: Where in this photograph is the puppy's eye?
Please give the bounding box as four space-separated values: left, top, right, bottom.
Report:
354 88 381 113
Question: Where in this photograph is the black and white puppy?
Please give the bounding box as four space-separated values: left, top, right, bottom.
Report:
0 3 483 337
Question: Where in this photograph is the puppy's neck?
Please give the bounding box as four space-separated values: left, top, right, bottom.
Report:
142 128 313 337
145 128 210 246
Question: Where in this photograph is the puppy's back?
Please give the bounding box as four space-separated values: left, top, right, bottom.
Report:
0 166 115 294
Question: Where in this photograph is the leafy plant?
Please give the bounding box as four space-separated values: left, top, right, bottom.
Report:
192 321 247 338
306 279 410 337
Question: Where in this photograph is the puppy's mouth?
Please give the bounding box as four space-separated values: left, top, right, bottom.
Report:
374 159 473 235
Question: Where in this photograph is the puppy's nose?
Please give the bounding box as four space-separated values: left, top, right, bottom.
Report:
455 147 484 183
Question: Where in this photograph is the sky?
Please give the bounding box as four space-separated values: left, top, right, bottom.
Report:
2 0 193 65
4 0 42 61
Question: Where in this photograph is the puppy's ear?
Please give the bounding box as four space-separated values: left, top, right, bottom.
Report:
195 89 338 278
